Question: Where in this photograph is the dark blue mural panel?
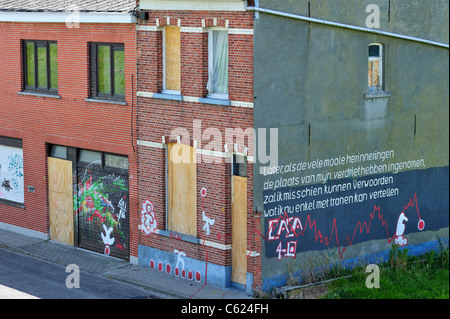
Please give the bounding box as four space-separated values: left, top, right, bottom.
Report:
263 167 449 260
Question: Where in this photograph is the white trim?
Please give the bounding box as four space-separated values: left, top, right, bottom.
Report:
137 91 253 108
229 28 254 35
137 140 165 149
247 250 260 257
137 25 253 35
138 139 254 162
230 100 254 108
137 25 159 32
202 240 231 251
137 91 155 98
248 6 449 49
182 96 200 103
140 0 246 12
0 11 136 24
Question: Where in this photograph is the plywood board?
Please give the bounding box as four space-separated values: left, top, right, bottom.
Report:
165 26 181 91
48 157 74 245
167 143 197 236
231 175 247 285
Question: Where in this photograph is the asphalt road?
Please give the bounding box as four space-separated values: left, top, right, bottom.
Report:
0 247 159 299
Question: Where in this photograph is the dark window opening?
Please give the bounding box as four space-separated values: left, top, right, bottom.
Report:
23 40 58 93
89 43 125 100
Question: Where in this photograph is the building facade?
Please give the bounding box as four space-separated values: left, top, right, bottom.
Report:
1 0 448 296
251 0 449 291
0 1 138 261
135 0 259 291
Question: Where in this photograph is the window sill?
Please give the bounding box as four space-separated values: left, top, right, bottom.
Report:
364 91 391 99
153 93 183 101
0 199 25 209
18 91 61 99
198 97 231 106
159 229 200 245
85 98 127 106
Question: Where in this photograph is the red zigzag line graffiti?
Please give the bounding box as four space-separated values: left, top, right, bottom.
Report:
265 193 422 259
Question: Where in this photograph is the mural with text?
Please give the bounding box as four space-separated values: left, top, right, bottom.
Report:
262 150 449 260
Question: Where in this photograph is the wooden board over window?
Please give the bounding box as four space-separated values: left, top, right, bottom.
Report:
165 26 181 92
167 143 197 236
231 175 247 285
48 157 73 245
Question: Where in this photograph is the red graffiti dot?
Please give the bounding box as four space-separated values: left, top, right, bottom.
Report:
181 269 186 278
195 271 201 282
150 260 155 269
175 267 180 277
188 270 193 280
166 263 171 274
158 262 163 271
418 219 425 231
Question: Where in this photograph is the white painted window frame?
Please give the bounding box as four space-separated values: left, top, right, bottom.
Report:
368 43 383 92
207 27 229 100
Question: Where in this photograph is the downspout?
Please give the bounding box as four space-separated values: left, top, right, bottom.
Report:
246 6 449 49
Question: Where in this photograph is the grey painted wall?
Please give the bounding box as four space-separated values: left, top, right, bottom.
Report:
253 0 449 290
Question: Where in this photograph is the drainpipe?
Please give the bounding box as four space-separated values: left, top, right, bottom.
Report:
246 6 449 49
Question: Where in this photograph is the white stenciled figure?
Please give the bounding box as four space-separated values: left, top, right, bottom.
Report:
174 249 186 278
202 211 215 235
101 224 115 255
395 212 408 246
101 224 115 246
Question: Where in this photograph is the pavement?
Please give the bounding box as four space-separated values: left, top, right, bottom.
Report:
0 228 252 300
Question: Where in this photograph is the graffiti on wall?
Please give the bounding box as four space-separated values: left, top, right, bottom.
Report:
261 150 448 261
0 145 24 203
140 199 158 235
148 249 202 282
200 187 215 236
74 167 129 258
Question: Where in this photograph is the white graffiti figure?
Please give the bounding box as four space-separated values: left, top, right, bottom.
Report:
141 200 157 235
395 212 408 247
101 224 115 255
118 197 127 220
174 249 186 278
202 211 215 235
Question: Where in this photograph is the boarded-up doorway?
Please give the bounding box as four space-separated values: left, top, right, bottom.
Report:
48 157 74 245
231 175 247 285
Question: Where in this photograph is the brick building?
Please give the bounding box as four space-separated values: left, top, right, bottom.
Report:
0 1 138 261
135 0 259 291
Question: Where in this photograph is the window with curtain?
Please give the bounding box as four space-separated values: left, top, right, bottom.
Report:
207 30 229 99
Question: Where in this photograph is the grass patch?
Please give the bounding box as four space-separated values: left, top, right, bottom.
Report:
324 241 449 299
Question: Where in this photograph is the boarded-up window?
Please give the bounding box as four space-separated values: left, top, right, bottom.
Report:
167 143 197 236
164 26 181 93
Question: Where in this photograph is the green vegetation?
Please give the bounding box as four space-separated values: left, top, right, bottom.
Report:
324 240 449 299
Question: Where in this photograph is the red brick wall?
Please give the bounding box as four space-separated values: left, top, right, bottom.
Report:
136 10 261 289
0 22 139 258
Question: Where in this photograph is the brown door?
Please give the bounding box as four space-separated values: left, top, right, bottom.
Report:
231 175 247 285
48 157 74 245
